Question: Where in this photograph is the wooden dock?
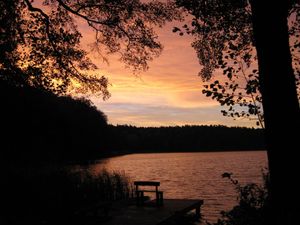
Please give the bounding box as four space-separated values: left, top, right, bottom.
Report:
103 199 204 225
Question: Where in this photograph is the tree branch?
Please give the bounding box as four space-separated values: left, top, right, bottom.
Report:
56 0 112 26
238 59 264 128
24 0 50 34
24 0 73 80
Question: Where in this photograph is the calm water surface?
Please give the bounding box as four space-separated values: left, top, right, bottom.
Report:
88 151 267 223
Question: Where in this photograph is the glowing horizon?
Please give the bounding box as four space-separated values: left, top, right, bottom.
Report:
80 22 257 128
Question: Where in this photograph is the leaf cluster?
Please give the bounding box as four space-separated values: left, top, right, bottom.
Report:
175 0 300 127
0 0 181 96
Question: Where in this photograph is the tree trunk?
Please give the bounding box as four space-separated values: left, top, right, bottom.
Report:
250 1 300 224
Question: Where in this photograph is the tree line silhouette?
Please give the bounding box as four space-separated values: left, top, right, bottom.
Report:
108 125 265 153
1 81 265 165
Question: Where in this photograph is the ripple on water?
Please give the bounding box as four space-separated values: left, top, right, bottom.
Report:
88 151 267 223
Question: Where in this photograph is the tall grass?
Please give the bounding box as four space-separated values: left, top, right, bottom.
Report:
74 169 134 204
2 166 133 224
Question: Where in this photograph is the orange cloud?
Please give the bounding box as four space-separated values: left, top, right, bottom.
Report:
30 0 255 127
86 22 257 127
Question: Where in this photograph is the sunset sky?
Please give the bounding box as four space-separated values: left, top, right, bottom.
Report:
29 0 258 128
80 21 256 128
30 0 300 129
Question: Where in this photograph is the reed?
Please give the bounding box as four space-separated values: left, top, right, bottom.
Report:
2 166 133 224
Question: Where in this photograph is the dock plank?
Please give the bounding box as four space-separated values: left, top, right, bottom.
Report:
104 199 204 225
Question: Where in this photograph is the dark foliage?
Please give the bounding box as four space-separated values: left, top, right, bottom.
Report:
108 125 265 153
0 0 181 96
209 171 270 225
0 81 108 164
175 1 299 126
175 1 300 224
1 167 132 225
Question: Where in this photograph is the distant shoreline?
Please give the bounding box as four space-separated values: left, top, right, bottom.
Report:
74 148 267 165
104 147 266 156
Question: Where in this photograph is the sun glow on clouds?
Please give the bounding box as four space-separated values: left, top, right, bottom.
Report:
30 0 255 127
81 22 255 127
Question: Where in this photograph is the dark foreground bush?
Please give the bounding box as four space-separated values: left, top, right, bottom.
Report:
208 170 270 225
1 167 133 225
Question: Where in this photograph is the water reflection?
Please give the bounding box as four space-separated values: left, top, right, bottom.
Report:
88 151 267 223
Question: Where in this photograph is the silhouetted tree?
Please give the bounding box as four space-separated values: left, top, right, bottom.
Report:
200 4 299 128
107 125 265 152
0 0 181 162
0 0 181 96
175 0 300 224
0 81 109 163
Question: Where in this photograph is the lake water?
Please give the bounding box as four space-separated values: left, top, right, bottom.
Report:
88 151 267 223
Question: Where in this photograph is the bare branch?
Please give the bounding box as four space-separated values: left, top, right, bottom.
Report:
56 0 112 26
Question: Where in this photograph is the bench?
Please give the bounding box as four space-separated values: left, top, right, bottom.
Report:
134 181 163 206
